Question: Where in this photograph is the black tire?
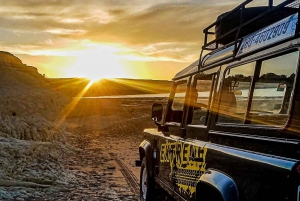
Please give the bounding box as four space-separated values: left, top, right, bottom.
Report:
140 157 155 201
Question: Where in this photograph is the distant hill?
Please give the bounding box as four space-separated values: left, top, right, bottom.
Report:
0 51 45 80
47 78 172 97
0 50 172 97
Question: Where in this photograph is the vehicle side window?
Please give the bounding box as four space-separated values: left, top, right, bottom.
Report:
189 76 214 126
165 81 187 124
218 62 255 123
218 51 299 127
171 83 187 111
249 52 298 125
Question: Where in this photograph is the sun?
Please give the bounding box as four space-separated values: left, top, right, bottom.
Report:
65 44 128 81
88 77 101 83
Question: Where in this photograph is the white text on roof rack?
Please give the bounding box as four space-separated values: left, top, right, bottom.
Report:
237 13 298 56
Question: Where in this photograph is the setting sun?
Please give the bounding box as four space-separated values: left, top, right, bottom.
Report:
65 44 128 80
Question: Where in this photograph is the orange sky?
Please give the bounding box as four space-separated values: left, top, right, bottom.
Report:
0 0 280 80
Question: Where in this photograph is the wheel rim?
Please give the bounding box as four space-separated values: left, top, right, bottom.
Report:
142 166 148 200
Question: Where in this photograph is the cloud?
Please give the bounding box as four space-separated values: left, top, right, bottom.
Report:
45 29 87 36
0 0 242 78
84 3 237 46
0 1 238 43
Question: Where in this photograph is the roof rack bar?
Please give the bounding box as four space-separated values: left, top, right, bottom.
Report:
203 0 252 33
232 0 295 54
233 4 246 56
269 0 273 9
235 0 295 32
203 0 252 48
202 0 298 51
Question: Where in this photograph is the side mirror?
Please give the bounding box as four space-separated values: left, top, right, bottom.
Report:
151 103 163 122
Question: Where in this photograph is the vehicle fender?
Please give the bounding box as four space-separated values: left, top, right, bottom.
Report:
139 140 153 175
198 169 239 201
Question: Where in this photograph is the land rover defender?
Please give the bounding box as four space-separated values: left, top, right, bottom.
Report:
137 1 300 201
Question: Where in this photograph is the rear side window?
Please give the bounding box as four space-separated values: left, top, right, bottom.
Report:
249 52 297 125
218 51 298 127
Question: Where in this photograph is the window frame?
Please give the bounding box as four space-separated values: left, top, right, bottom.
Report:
164 78 189 126
216 48 300 129
186 69 219 129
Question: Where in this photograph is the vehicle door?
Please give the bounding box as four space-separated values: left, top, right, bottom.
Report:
173 68 219 200
158 78 189 192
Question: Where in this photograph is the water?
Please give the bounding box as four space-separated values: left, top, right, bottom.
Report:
77 93 170 99
77 87 284 99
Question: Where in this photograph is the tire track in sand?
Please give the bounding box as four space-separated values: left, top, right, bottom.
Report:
109 153 140 196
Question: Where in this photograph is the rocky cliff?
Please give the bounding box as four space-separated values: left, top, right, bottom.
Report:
0 51 66 141
0 52 74 198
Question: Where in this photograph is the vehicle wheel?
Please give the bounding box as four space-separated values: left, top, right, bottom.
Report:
140 157 155 201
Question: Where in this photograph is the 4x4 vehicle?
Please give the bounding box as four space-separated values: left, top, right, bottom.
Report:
136 1 300 201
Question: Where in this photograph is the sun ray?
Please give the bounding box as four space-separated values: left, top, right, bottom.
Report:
57 79 94 126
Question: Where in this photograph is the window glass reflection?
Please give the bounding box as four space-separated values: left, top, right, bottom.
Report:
190 78 213 125
249 51 298 125
172 83 187 111
218 62 256 123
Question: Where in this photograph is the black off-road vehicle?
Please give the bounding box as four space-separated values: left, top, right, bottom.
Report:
136 1 300 201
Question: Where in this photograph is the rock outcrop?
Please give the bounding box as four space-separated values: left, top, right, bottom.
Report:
0 51 66 141
0 52 74 200
0 51 44 79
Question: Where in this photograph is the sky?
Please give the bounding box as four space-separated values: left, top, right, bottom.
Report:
0 0 284 80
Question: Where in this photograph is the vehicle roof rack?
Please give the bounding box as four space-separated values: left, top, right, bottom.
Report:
202 0 300 53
